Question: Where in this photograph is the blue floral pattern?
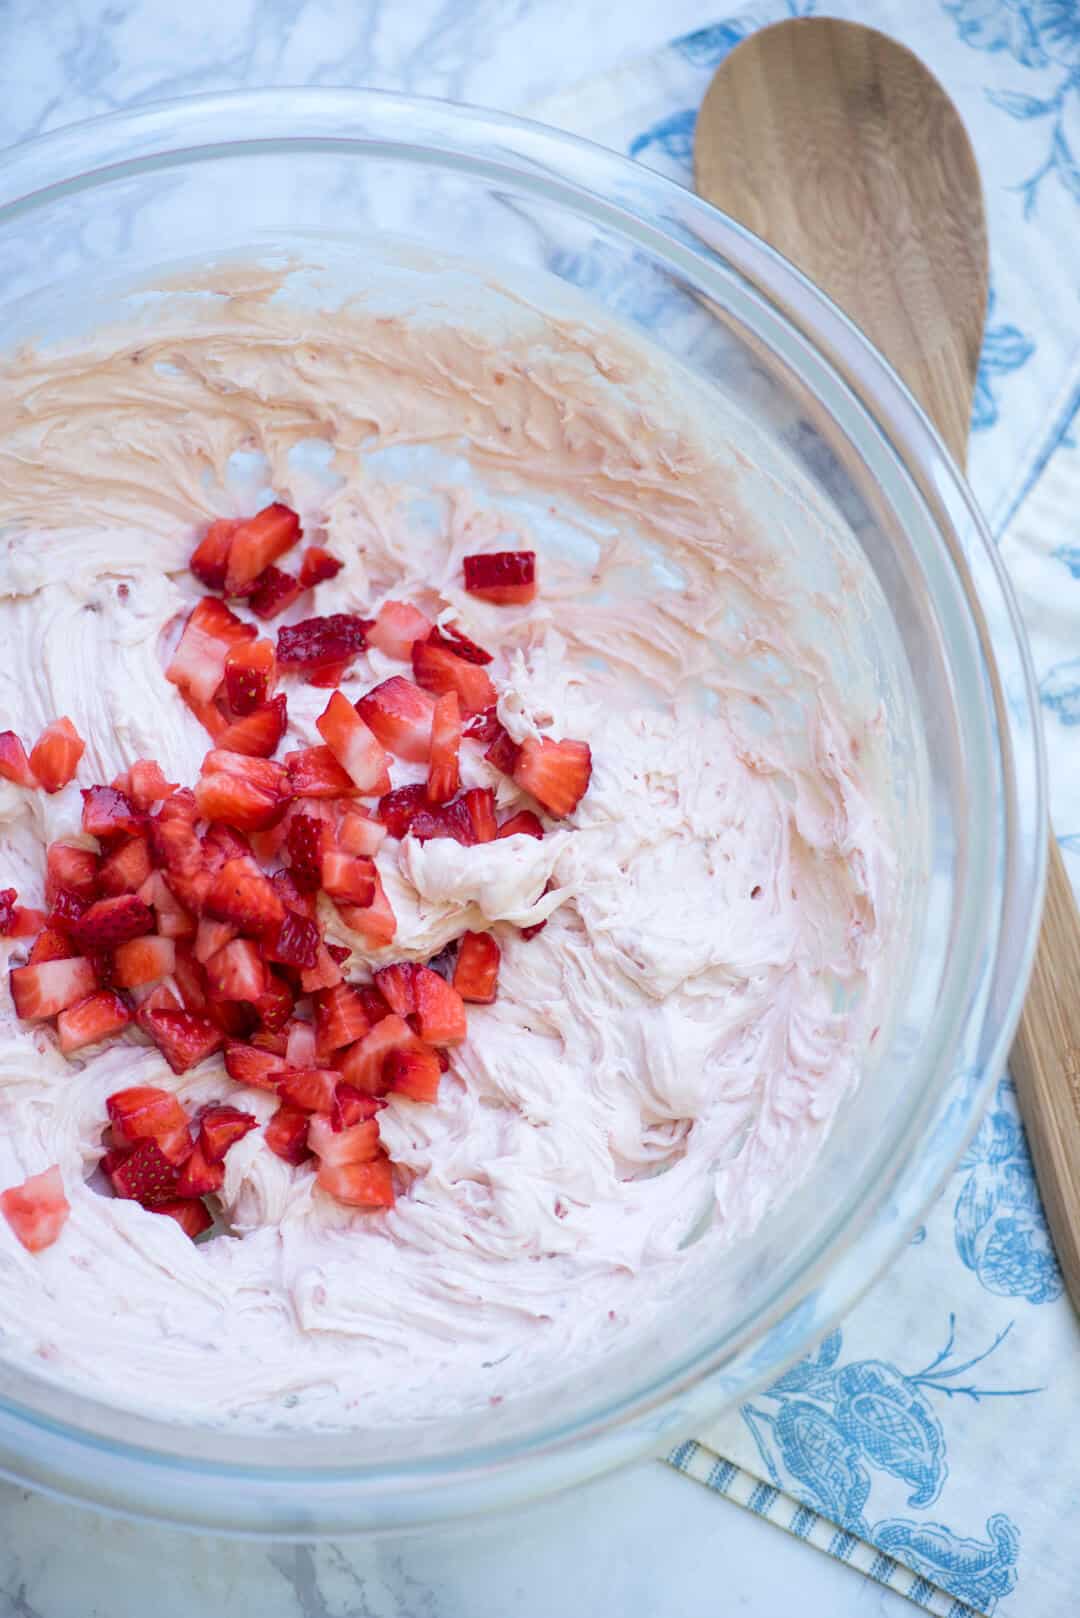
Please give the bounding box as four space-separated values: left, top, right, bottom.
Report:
973 287 1037 430
1039 657 1080 725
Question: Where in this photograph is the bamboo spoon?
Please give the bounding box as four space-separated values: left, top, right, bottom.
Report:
695 17 1080 1309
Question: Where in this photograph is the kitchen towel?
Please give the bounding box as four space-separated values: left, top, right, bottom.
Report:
534 5 1080 1615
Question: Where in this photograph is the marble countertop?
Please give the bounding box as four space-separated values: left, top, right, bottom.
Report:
0 2 917 1614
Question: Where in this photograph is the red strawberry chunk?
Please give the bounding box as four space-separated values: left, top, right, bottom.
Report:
412 639 496 716
182 689 228 742
224 503 302 594
205 937 266 1002
149 787 201 873
193 917 236 965
278 1068 342 1114
113 934 176 989
285 812 328 891
47 888 89 935
412 964 467 1045
195 750 290 833
309 1112 380 1165
152 1199 213 1238
404 796 478 847
286 1019 318 1068
484 724 520 776
199 1104 258 1164
250 1026 288 1056
321 851 376 907
201 822 253 873
271 867 315 917
29 718 86 793
317 1155 394 1208
140 870 196 939
46 842 100 903
106 1086 191 1164
215 695 288 759
175 1143 224 1198
306 657 356 690
496 809 545 840
7 904 47 938
81 784 144 841
334 870 396 948
298 546 343 589
255 970 295 1032
0 1165 69 1252
70 894 154 953
463 549 537 605
463 707 502 743
339 1013 415 1093
264 1104 311 1164
314 983 373 1057
204 857 285 932
0 889 17 935
377 782 430 839
427 623 493 665
316 691 390 794
325 942 351 965
453 931 501 1003
224 638 277 715
284 745 358 799
166 598 256 704
224 1040 288 1091
277 614 371 680
140 1008 224 1075
190 517 240 590
56 989 131 1054
357 677 435 763
248 566 303 621
127 760 179 812
299 943 344 994
10 957 96 1020
28 928 73 965
109 1138 183 1204
385 1044 442 1103
427 691 461 805
336 808 386 857
331 1083 384 1131
513 736 592 818
366 600 434 660
0 730 38 788
99 835 153 896
264 908 320 970
461 786 497 843
373 962 416 1017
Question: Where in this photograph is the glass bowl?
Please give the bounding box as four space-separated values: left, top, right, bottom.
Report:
0 89 1045 1535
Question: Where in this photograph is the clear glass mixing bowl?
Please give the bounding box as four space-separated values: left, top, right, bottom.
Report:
0 89 1045 1535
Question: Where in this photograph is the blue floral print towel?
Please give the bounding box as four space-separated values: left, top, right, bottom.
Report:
534 6 1080 1614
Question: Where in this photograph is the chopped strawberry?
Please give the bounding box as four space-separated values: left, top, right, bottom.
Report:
0 889 16 935
377 782 430 839
264 1104 311 1164
0 1165 69 1252
255 969 295 1032
153 1199 213 1238
325 942 351 965
331 1083 383 1131
281 813 324 891
314 983 373 1057
321 851 376 907
251 1025 289 1057
270 867 315 918
195 750 290 832
264 909 320 970
224 638 277 715
127 759 179 812
316 691 390 794
366 600 434 660
139 1007 224 1075
299 942 344 994
453 931 501 1003
277 614 370 680
27 928 73 965
248 566 303 621
285 1019 318 1068
484 724 520 776
513 736 592 817
429 622 494 665
224 1040 288 1091
461 786 497 843
284 744 358 799
0 730 38 788
308 1112 380 1165
29 718 86 793
413 965 467 1045
202 822 252 873
137 870 195 939
109 1138 182 1204
106 1086 191 1164
148 787 201 873
181 688 228 742
175 1144 224 1198
277 1067 340 1113
137 984 182 1015
7 904 47 938
297 546 343 589
189 517 240 590
412 639 496 716
427 691 461 805
82 784 144 842
519 916 548 941
112 935 176 988
385 1044 442 1103
373 962 416 1016
203 857 285 933
46 842 99 904
336 808 386 857
463 707 502 743
10 956 96 1020
47 888 89 936
307 657 356 690
215 695 288 759
198 1104 258 1163
463 549 537 605
99 835 153 897
69 894 154 953
166 598 256 704
317 1155 395 1208
338 1013 415 1093
356 676 435 763
224 502 302 594
205 937 266 1001
334 869 396 949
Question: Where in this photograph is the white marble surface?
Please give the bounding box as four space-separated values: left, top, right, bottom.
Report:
0 2 915 1614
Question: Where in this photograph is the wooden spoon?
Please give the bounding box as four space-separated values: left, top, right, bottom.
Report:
695 17 1080 1308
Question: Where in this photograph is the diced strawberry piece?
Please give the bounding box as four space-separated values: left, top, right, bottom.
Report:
406 796 478 847
412 639 496 716
484 724 520 776
316 691 390 794
29 718 86 794
205 937 266 1003
463 707 502 743
175 1142 224 1198
277 614 371 680
307 657 356 690
308 1112 380 1165
285 1019 318 1068
513 736 592 817
198 1104 258 1164
109 1138 183 1204
373 962 416 1017
317 1156 394 1208
376 782 430 839
0 889 15 935
255 969 295 1032
298 546 343 589
336 808 386 856
282 813 325 892
325 942 351 965
270 867 315 918
223 1040 288 1092
10 956 96 1020
427 691 461 805
69 894 154 953
251 1026 289 1056
214 695 288 759
139 1008 224 1075
356 677 435 763
0 731 38 788
264 909 320 970
195 750 291 833
453 931 501 1003
0 1165 69 1252
330 1083 383 1131
278 1067 343 1113
99 835 153 897
182 688 228 742
113 935 176 989
81 785 144 841
224 502 302 593
335 870 396 949
463 549 537 605
366 600 434 660
138 984 181 1015
27 928 73 965
224 638 277 716
519 917 547 941
461 786 497 843
152 1199 213 1238
138 870 196 939
385 1044 442 1103
412 964 467 1045
264 1104 311 1164
127 760 179 812
190 518 240 590
47 888 89 935
284 745 358 800
339 1013 415 1093
47 842 100 904
248 566 303 621
148 787 201 872
201 822 251 873
106 1086 192 1164
314 983 373 1057
299 943 344 994
203 857 285 933
428 623 493 665
166 598 256 704
7 904 47 938
321 851 376 907
496 810 545 841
